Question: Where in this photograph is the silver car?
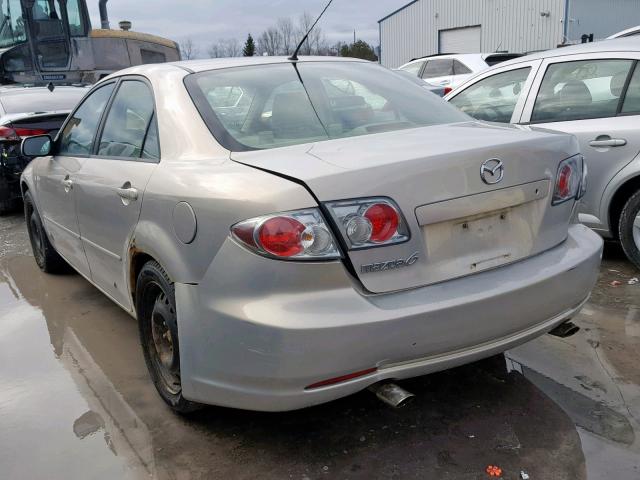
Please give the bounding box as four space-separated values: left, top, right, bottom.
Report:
20 57 602 413
446 38 640 268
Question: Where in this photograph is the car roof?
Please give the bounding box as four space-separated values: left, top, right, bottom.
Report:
99 56 371 82
497 37 640 68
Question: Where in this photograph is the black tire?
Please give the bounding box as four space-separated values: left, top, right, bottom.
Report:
136 260 202 414
23 190 67 273
618 189 640 270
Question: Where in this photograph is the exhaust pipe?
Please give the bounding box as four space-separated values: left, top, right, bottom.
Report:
368 382 415 408
548 321 580 338
98 0 110 29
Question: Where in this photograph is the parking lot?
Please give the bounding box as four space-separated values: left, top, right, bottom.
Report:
1 210 639 479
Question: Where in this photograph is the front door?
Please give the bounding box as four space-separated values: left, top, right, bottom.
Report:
73 79 160 310
522 55 640 229
36 81 116 276
25 0 71 71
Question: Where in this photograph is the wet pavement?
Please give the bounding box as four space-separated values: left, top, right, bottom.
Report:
1 211 639 480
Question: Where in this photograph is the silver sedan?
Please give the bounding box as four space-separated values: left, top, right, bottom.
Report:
20 57 602 413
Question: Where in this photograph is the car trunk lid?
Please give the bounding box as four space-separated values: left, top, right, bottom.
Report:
232 122 579 293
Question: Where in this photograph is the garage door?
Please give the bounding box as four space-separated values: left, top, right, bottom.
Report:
439 26 481 54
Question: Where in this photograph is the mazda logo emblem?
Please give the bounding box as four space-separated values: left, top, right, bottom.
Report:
480 158 504 185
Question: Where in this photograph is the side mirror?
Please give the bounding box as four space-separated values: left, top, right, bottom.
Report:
21 135 52 157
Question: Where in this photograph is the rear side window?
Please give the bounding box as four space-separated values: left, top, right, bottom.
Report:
58 83 115 156
621 64 640 114
449 67 531 123
400 61 424 76
97 80 158 160
453 60 472 75
531 59 634 123
422 59 453 78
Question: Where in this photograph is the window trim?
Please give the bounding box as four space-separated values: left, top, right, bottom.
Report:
528 58 638 125
91 75 161 164
54 80 118 158
618 61 640 117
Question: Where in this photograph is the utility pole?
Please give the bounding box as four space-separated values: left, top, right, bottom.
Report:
353 30 356 44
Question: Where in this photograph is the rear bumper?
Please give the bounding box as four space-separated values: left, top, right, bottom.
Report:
176 224 602 411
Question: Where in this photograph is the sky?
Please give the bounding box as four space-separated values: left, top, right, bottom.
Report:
86 0 408 56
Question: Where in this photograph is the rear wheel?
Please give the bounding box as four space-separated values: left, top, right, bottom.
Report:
618 189 640 270
136 260 202 414
23 190 67 273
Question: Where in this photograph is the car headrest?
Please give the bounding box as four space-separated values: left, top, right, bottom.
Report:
271 91 324 139
558 80 592 105
610 71 628 97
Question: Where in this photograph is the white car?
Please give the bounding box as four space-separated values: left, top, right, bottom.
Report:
397 53 522 92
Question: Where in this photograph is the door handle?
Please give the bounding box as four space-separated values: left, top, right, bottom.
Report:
589 137 627 148
62 178 73 193
116 186 139 202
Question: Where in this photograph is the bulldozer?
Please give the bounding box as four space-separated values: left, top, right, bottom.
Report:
0 0 181 85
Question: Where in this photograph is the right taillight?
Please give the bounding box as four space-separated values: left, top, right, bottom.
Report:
324 197 410 249
553 155 583 205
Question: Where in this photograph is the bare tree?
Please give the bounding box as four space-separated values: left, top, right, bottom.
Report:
276 17 295 55
221 38 241 57
258 27 283 56
294 12 327 56
180 38 199 60
207 42 224 58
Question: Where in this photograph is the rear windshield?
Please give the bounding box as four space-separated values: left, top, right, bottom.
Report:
0 88 88 114
185 61 469 151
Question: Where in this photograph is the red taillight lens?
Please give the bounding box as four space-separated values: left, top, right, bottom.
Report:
552 155 582 205
364 203 399 243
443 86 453 95
14 128 48 137
231 209 340 260
0 125 19 141
556 164 572 198
258 216 306 257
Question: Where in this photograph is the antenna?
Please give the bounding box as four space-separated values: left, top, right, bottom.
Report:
289 0 335 61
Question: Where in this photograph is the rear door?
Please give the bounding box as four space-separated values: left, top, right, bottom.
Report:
73 78 159 310
35 82 116 277
521 53 640 227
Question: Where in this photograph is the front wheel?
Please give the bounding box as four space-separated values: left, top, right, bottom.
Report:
618 189 640 270
23 190 67 273
136 260 202 414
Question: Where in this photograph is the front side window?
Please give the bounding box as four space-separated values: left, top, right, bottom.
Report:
531 59 634 123
65 0 87 36
0 0 26 48
399 61 424 76
59 83 115 156
449 67 531 123
422 59 453 78
98 80 157 159
621 64 640 115
186 61 469 151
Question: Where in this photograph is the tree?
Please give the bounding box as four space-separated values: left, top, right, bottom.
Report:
207 42 224 58
276 17 295 55
180 38 198 60
339 40 378 61
222 38 241 57
258 27 282 56
243 34 256 57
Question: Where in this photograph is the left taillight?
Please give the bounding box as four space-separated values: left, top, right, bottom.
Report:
552 155 584 205
231 208 341 260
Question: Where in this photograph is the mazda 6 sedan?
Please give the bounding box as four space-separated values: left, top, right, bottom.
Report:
20 57 603 414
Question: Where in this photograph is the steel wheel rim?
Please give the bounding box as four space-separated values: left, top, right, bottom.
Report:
633 214 640 251
147 285 181 395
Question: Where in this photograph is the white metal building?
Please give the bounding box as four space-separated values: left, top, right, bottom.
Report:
379 0 640 68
